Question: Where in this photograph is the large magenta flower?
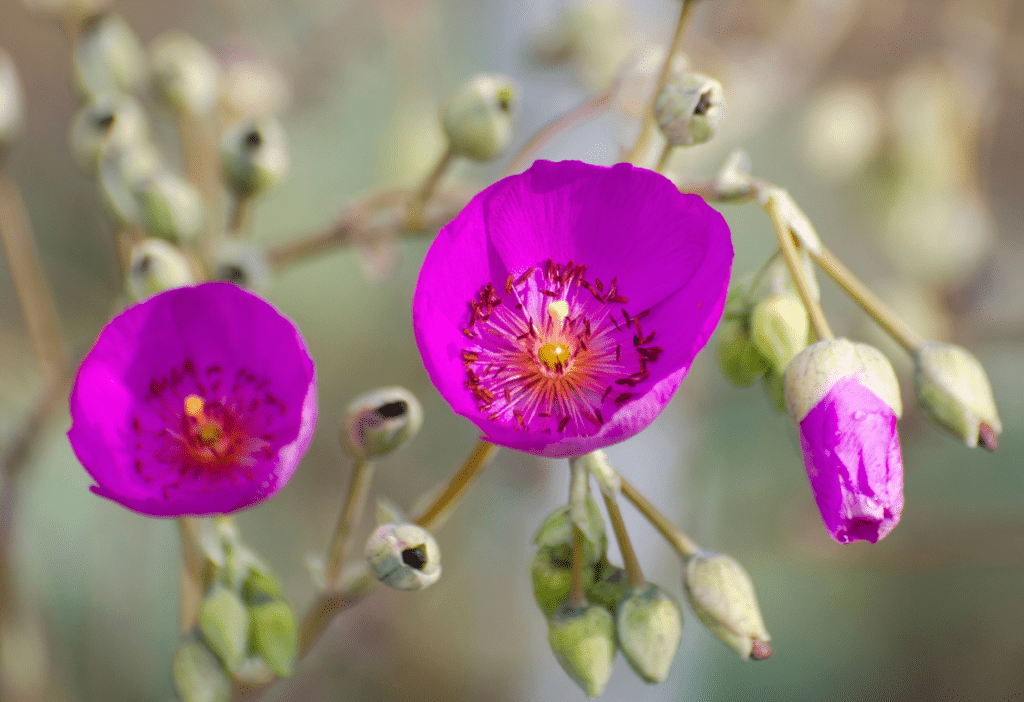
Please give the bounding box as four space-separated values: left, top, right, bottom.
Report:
68 282 317 516
413 160 732 458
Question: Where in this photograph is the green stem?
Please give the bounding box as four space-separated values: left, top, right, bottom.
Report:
600 491 645 590
406 146 454 230
323 458 376 588
414 440 499 529
177 518 206 634
618 474 698 559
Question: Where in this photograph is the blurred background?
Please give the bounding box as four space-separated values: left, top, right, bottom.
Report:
1 0 1023 700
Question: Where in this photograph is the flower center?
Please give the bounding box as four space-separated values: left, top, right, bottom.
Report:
459 259 662 438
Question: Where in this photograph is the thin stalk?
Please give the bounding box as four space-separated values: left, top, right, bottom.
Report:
655 142 674 174
811 244 925 354
323 458 376 588
228 194 251 236
177 518 206 633
766 196 833 340
406 146 454 230
568 525 587 608
175 112 220 244
618 474 698 559
415 440 499 529
600 491 645 590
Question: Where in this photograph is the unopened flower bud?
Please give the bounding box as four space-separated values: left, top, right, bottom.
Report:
0 49 25 157
172 637 231 702
135 170 205 242
531 545 595 616
750 292 810 375
655 72 726 147
584 558 630 614
73 13 147 97
247 598 297 678
207 240 272 293
683 550 771 660
547 603 616 697
914 342 1001 450
220 117 289 197
534 498 606 564
616 583 683 683
441 74 516 161
717 319 769 388
342 387 424 459
198 583 250 671
365 523 441 591
71 92 150 169
126 238 195 302
150 32 220 117
785 339 903 543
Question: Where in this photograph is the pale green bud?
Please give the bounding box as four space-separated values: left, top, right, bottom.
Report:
207 240 272 294
366 523 441 591
547 604 616 697
248 598 297 678
220 116 289 197
616 583 683 683
785 338 901 424
198 583 250 671
683 550 771 660
134 169 205 242
126 238 195 302
914 342 1002 450
717 318 769 388
70 92 149 170
534 498 606 564
149 32 220 117
0 49 25 157
654 72 726 147
172 638 231 702
531 545 594 616
441 74 516 161
73 13 147 97
584 559 630 614
750 292 810 375
342 387 424 459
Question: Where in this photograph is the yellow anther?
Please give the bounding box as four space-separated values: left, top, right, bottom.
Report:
547 300 569 325
538 341 572 372
184 394 206 421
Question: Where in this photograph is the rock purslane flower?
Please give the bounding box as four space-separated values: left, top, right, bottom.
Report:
413 160 732 457
68 282 317 516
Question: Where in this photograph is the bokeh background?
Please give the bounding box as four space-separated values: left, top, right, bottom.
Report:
2 0 1024 700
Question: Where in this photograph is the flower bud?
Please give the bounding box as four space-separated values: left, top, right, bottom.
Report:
0 49 25 157
149 32 220 117
547 603 616 697
247 598 297 678
70 92 150 170
654 72 726 147
126 238 196 302
683 550 771 660
172 637 231 702
716 318 769 388
616 582 683 683
531 545 595 616
750 292 810 375
220 116 289 197
534 498 606 564
134 169 205 242
441 74 516 161
584 559 630 614
207 240 273 294
220 51 291 119
785 339 903 543
342 387 424 459
365 523 441 591
914 342 1001 450
73 13 147 97
198 583 250 671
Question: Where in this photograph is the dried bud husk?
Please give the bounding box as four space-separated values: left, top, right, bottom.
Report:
684 550 771 660
441 73 516 161
914 342 1001 450
172 637 231 702
247 598 298 678
73 13 147 97
126 238 195 302
149 31 220 117
71 92 150 170
198 583 250 671
654 72 726 147
750 292 810 376
0 49 25 157
366 523 441 591
531 544 595 616
717 318 769 388
585 559 630 614
342 387 424 459
207 240 273 294
135 169 205 242
616 583 683 683
547 603 616 697
220 116 289 198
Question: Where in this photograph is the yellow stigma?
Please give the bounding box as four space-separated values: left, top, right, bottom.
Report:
538 341 571 372
185 394 206 421
547 300 569 326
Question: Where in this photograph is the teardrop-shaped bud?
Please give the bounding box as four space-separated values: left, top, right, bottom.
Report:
441 73 516 161
616 582 683 683
546 603 616 697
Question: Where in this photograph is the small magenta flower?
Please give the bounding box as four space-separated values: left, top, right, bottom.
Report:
68 282 317 516
784 338 904 543
413 160 732 457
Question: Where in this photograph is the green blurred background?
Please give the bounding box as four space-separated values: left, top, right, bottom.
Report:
1 0 1023 700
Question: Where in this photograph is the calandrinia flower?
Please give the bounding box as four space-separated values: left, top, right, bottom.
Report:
784 338 903 543
413 160 732 457
68 282 317 516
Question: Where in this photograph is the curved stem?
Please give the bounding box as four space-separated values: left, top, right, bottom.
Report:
600 492 645 590
414 440 499 529
504 89 614 176
177 518 206 634
618 474 698 559
323 459 376 588
406 146 454 230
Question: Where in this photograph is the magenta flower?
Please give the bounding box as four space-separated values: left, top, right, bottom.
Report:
68 282 317 517
785 339 904 543
413 160 732 458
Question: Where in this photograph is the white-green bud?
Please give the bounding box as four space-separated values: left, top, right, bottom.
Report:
654 72 726 147
220 116 289 197
914 342 1001 450
172 638 231 702
342 387 424 459
616 583 683 683
717 318 769 388
0 49 25 157
441 74 516 161
684 550 771 660
247 598 297 678
134 169 205 242
198 583 250 671
207 240 272 294
150 31 220 117
70 92 150 170
73 13 147 97
534 498 606 564
785 338 901 424
750 292 810 375
126 238 195 302
531 545 595 617
547 603 616 697
365 523 441 591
